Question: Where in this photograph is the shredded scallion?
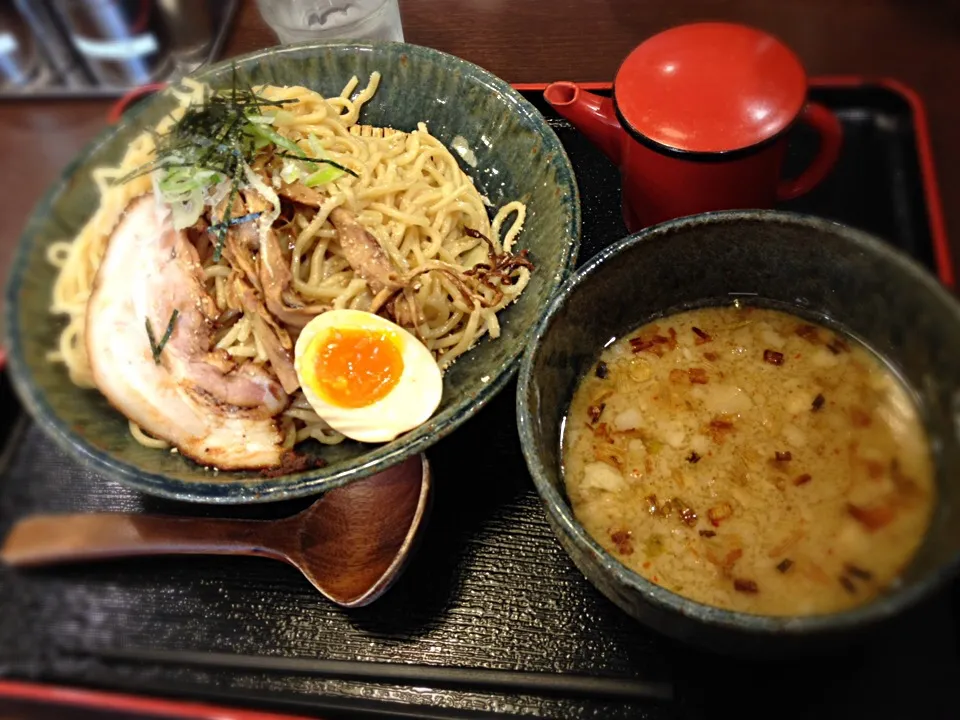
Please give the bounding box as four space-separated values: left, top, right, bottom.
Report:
117 66 359 233
145 309 180 364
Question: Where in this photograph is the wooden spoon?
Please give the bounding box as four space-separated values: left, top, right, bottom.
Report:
0 454 430 608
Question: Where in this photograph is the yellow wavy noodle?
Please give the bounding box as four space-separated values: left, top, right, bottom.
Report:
49 72 529 451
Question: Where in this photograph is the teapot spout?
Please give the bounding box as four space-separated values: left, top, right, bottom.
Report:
543 82 623 165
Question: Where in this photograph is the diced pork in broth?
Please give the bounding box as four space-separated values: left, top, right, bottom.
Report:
563 306 934 616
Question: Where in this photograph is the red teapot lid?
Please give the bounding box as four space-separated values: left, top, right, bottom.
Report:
614 23 808 154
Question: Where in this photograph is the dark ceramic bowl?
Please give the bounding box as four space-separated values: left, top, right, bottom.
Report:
4 42 580 503
517 210 960 652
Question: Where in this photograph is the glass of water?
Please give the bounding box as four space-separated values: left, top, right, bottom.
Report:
255 0 404 44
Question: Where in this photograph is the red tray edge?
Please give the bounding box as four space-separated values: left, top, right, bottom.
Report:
513 76 955 289
0 679 317 720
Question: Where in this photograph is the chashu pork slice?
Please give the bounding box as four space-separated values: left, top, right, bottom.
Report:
85 194 287 470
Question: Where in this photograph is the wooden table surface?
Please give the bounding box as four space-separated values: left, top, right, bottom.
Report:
3 0 959 287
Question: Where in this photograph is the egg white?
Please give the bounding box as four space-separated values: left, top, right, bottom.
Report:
294 309 443 443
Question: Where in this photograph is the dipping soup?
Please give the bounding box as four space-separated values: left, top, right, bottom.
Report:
562 305 934 616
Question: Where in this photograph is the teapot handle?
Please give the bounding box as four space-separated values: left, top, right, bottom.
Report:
777 103 843 201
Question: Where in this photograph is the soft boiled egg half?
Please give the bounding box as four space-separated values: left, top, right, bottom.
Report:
294 309 443 443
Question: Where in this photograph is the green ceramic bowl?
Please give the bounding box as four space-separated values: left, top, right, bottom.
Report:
4 42 580 503
518 211 960 652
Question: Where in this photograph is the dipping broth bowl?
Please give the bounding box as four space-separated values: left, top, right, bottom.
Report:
517 210 960 653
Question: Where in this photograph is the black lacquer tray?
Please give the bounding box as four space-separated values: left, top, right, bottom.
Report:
0 81 956 720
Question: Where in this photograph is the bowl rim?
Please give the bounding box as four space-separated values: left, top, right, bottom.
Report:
4 40 581 504
517 208 960 635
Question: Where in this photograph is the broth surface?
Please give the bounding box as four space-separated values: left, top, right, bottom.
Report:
562 306 934 615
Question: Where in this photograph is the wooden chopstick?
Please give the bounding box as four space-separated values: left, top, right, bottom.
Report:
93 647 674 702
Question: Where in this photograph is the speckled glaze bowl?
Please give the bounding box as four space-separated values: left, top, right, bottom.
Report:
4 42 580 503
517 211 960 652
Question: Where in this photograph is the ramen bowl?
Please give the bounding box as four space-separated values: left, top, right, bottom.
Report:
517 210 960 652
4 42 580 503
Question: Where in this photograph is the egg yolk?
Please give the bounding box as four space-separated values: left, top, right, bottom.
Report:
312 328 404 408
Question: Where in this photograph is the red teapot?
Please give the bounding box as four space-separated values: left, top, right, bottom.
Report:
544 23 842 231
